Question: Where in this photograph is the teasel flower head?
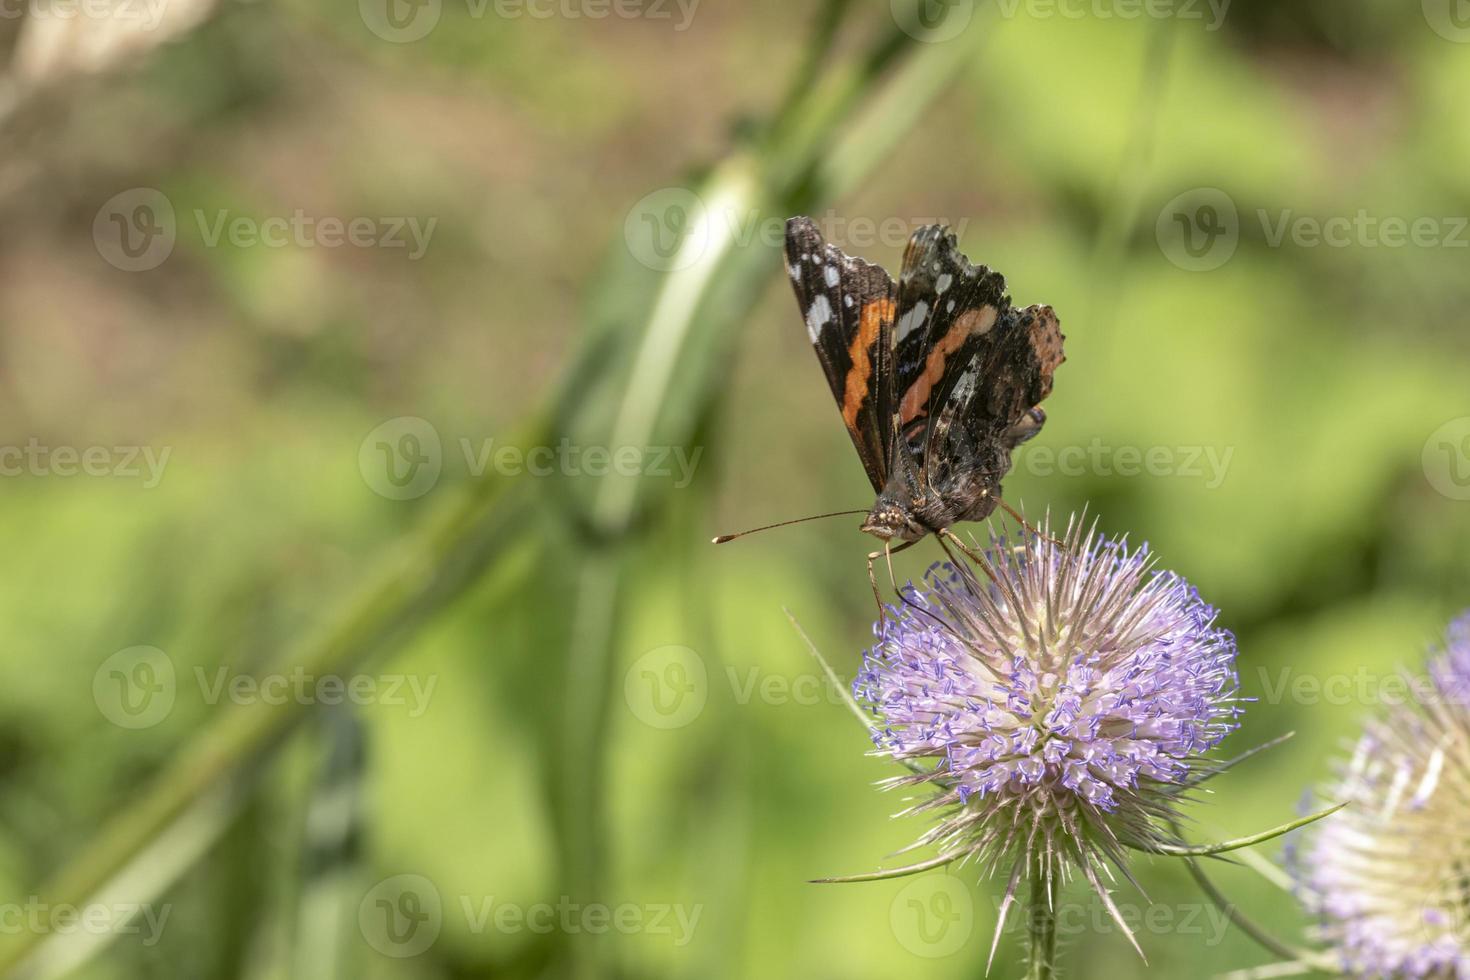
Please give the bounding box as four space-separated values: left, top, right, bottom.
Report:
852 515 1243 955
1292 613 1470 978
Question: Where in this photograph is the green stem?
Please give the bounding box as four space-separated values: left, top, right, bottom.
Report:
1025 862 1057 980
0 460 536 977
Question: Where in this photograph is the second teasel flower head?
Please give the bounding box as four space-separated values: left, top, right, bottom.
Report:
853 516 1242 921
1293 613 1470 978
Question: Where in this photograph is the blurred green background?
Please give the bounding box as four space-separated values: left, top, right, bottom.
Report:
1 0 1469 977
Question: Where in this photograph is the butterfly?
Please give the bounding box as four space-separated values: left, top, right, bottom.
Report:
774 216 1065 596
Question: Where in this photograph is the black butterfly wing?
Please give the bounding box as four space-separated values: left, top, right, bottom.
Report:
890 225 1064 507
784 217 898 494
923 302 1065 509
891 225 1011 459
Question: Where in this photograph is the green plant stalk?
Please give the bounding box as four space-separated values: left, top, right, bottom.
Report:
1025 860 1057 980
0 461 536 978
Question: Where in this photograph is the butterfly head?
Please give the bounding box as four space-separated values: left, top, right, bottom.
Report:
860 502 929 543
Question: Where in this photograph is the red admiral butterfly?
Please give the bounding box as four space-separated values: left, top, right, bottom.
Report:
717 217 1064 602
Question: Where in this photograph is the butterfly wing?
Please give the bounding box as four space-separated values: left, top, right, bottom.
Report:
890 226 1063 501
784 217 898 494
923 302 1064 505
891 225 1011 457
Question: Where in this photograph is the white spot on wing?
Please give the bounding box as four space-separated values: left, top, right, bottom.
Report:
935 273 953 295
805 294 833 342
824 264 840 287
843 295 854 308
949 365 981 407
896 300 929 341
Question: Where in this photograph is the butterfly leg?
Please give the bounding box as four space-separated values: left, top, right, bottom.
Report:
938 528 1003 588
996 498 1062 548
867 539 918 622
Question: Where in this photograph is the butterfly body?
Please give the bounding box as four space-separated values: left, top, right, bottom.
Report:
784 216 1064 546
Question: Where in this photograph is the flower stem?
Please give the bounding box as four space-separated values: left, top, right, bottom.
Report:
1025 863 1057 980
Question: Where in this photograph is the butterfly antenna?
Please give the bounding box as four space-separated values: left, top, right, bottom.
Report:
712 509 868 544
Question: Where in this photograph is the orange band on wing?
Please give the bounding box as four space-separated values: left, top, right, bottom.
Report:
841 298 895 428
898 305 997 423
